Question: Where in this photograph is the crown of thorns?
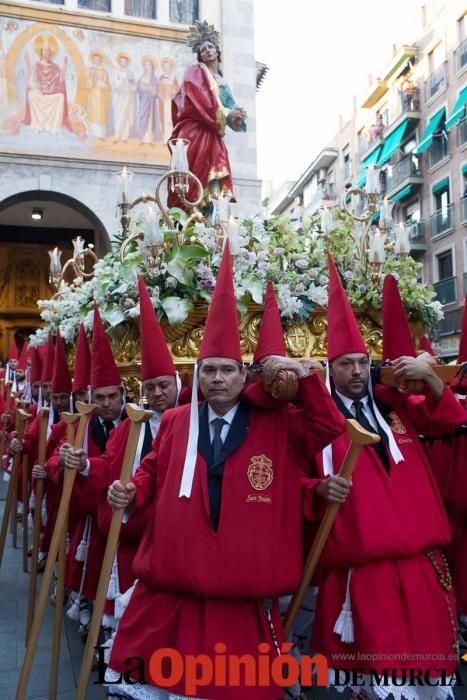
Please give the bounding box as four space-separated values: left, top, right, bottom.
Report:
186 20 220 53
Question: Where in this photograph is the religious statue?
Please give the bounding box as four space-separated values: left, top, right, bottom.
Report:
167 20 247 211
23 34 71 134
85 49 111 140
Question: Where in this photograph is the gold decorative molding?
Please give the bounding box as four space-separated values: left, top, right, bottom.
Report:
0 1 188 41
101 304 425 382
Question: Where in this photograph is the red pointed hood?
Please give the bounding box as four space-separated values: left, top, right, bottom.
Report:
30 347 43 385
198 241 242 362
90 303 121 389
40 332 55 383
419 335 436 356
8 337 18 361
17 343 29 371
253 281 286 362
326 254 367 361
72 323 91 394
51 329 72 394
382 274 416 360
138 277 176 380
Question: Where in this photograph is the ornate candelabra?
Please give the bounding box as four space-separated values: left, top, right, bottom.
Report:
118 138 240 264
49 236 98 291
337 164 410 279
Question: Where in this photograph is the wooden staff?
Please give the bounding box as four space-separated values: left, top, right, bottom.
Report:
284 419 380 637
0 381 13 468
75 404 152 700
10 406 31 546
16 401 96 700
22 454 30 573
49 412 80 700
0 409 29 567
25 408 50 644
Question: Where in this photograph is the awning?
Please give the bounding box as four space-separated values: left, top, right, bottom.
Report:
446 88 467 130
378 120 409 165
463 164 467 176
355 146 382 188
416 108 446 154
432 178 449 194
391 185 413 202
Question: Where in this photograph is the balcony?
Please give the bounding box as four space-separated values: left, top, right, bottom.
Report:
303 188 337 216
385 155 423 199
424 63 448 102
433 276 456 305
406 220 426 250
458 119 467 148
426 135 449 169
454 38 467 74
461 196 467 224
430 203 454 237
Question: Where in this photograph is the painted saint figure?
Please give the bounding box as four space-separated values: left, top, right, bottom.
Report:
112 52 136 143
136 56 161 144
85 50 111 139
23 34 71 134
168 21 247 210
158 56 179 142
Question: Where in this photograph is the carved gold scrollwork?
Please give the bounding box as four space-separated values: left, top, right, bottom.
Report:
308 312 328 358
239 311 263 357
172 327 204 358
161 305 208 343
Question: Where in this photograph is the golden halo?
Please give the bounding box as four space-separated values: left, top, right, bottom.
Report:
160 56 175 70
116 52 131 65
33 34 59 58
141 54 158 69
89 48 105 61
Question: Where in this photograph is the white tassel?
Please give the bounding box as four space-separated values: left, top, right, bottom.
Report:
67 598 81 621
27 513 33 528
333 568 354 643
114 581 136 621
41 497 47 527
107 553 120 600
75 515 91 562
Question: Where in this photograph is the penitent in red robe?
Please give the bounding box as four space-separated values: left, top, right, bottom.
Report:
421 395 467 614
108 374 345 700
167 63 235 209
307 385 466 678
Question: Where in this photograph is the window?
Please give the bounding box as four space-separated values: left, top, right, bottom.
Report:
405 201 421 223
342 147 352 182
429 42 444 72
437 250 453 280
125 0 156 18
33 0 64 4
169 0 198 24
78 0 111 10
459 13 467 41
433 182 450 212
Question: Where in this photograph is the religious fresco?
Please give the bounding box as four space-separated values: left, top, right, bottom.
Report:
0 16 192 164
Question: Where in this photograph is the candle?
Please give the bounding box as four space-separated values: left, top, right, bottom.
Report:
369 230 385 264
170 138 189 173
48 247 62 273
118 166 129 202
395 222 410 255
216 195 230 224
227 214 240 254
366 165 380 195
320 206 334 234
144 207 163 246
72 236 85 257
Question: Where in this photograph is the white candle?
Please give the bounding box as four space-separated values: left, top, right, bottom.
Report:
366 165 380 195
395 223 410 255
217 195 230 224
118 166 129 201
48 247 62 273
227 214 240 254
320 207 334 234
144 207 163 246
170 138 189 173
72 236 85 257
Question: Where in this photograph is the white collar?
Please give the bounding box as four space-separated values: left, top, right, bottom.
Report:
336 391 370 413
207 402 239 426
